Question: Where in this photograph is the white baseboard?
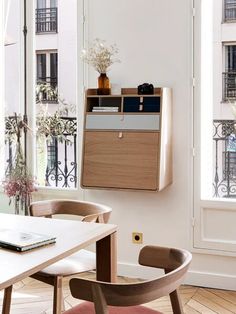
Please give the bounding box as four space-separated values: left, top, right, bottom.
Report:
186 271 236 291
118 262 236 291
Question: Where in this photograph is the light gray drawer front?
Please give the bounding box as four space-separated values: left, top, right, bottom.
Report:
86 114 160 130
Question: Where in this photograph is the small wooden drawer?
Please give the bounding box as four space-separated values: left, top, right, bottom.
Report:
85 114 160 130
123 96 160 112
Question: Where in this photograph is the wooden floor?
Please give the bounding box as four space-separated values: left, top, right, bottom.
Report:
0 273 236 313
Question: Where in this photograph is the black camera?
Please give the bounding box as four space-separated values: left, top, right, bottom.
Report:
137 83 154 95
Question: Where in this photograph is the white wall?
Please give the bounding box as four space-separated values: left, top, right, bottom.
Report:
84 0 193 270
80 0 236 289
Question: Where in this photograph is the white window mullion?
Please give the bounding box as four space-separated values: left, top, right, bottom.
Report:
201 0 214 198
25 0 36 173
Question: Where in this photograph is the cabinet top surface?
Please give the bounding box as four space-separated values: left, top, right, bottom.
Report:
86 87 171 97
86 94 161 98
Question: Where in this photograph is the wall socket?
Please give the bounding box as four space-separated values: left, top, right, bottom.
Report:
132 232 143 244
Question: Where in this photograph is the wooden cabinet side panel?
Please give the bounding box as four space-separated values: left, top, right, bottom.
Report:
82 132 159 190
158 88 173 190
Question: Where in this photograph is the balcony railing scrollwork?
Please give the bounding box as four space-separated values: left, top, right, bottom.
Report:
222 71 236 100
224 0 236 21
5 116 77 190
44 117 77 189
213 119 236 198
36 8 58 33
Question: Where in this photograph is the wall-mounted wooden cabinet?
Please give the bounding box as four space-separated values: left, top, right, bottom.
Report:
81 88 172 191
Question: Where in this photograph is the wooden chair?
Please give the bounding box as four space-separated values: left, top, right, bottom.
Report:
63 245 192 314
29 199 112 314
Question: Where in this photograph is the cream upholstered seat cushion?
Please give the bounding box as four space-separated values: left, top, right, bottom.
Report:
64 302 162 314
39 250 96 276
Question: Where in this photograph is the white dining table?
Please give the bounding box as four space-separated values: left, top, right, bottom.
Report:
0 213 117 314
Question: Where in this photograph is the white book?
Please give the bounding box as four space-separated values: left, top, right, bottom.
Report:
93 106 119 109
0 229 56 252
92 110 119 112
92 109 118 112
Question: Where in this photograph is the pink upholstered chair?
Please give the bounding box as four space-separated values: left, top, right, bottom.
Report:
64 245 192 314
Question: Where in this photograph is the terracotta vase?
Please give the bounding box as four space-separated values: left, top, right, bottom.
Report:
97 73 110 95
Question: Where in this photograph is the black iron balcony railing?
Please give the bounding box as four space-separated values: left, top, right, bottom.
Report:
213 119 236 198
5 116 77 189
36 8 57 33
37 77 58 102
224 0 236 21
222 71 236 100
45 117 77 188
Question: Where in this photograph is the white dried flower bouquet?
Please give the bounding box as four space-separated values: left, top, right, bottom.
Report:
82 38 120 74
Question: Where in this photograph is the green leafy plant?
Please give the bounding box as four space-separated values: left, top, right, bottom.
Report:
3 85 76 213
36 82 76 143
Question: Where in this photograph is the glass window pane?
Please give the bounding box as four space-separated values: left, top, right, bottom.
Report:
50 53 58 84
226 46 236 71
37 54 46 80
5 0 79 195
35 0 77 189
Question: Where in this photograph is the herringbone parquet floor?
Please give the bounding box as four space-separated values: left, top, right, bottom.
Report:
0 273 236 313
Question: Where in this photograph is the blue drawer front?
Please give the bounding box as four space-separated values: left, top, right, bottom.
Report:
123 97 160 113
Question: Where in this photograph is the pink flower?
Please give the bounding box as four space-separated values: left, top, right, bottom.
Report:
3 175 37 199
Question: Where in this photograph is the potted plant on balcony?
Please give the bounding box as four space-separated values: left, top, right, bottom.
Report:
35 82 76 186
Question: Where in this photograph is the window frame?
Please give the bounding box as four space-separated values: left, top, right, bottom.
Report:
25 0 86 197
36 50 58 87
193 0 236 256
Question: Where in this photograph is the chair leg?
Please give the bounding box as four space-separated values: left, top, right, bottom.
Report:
92 285 108 314
2 286 13 314
169 289 184 314
53 276 63 314
61 291 65 312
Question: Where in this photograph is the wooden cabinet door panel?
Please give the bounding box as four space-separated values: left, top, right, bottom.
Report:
82 132 159 190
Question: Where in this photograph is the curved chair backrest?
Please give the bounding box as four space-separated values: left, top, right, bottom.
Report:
30 199 112 223
68 246 192 313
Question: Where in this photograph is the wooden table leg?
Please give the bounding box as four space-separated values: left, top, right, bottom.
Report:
2 286 13 314
96 231 117 282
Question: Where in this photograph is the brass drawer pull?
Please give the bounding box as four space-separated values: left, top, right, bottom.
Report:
118 132 123 139
139 96 144 111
